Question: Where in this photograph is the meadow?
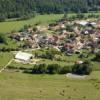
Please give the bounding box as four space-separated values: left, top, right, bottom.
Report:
0 14 63 33
0 52 13 69
0 12 100 100
0 12 100 33
0 44 99 100
0 71 100 100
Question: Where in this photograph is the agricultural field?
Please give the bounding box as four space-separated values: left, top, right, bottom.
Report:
0 12 100 100
0 12 100 33
0 52 13 69
0 71 100 100
0 52 100 100
0 14 63 33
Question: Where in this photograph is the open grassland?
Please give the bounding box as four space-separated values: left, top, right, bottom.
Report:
0 52 99 100
0 52 13 69
0 14 63 33
0 12 100 33
0 71 100 100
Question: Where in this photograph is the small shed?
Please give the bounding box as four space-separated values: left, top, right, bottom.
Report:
15 51 33 61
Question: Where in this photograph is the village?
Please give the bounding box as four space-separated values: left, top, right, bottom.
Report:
0 0 100 99
0 17 96 78
9 18 100 61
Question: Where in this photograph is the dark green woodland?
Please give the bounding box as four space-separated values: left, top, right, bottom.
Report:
0 0 100 20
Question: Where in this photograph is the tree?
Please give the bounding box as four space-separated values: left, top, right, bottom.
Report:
62 13 69 20
0 33 8 44
72 60 92 75
0 14 6 22
0 0 99 20
60 66 72 74
66 25 74 32
32 64 47 74
94 51 100 62
76 13 85 19
47 64 60 74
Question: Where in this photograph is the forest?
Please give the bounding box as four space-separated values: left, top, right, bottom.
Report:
0 0 100 21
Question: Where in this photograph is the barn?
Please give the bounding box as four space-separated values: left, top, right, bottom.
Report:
15 51 33 61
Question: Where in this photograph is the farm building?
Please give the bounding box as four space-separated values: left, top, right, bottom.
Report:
15 51 33 61
76 21 88 26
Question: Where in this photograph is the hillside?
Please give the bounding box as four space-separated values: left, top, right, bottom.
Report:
0 0 100 21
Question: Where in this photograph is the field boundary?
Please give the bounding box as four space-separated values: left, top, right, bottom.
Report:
0 59 13 73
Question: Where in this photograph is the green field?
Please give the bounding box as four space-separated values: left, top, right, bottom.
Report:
0 12 100 100
0 71 100 100
0 12 100 33
0 52 13 69
0 52 99 71
0 14 63 33
0 50 99 100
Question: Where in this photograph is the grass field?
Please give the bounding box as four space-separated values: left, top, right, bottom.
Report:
0 14 63 33
0 52 13 69
0 52 99 100
0 12 100 33
0 12 100 100
0 71 100 100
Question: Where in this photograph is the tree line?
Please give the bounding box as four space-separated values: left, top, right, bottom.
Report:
0 0 100 21
8 60 92 75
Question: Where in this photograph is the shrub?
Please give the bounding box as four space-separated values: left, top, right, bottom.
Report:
47 64 61 74
0 33 8 44
94 51 100 62
76 13 85 19
72 60 92 75
7 65 18 70
66 25 74 32
32 64 47 74
0 14 6 22
60 66 72 74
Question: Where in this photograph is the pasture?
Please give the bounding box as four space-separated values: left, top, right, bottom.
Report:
0 12 100 33
0 12 100 100
0 52 13 69
0 51 99 100
0 71 100 100
0 14 63 33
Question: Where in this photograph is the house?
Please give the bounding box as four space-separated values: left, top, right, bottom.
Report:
15 51 33 61
76 61 83 64
81 29 95 35
60 24 66 29
75 21 88 26
76 42 84 50
87 22 96 27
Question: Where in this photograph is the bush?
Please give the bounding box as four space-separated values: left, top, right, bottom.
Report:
94 51 100 62
0 14 6 22
72 60 92 75
76 13 85 19
7 65 18 70
40 48 61 60
60 66 72 74
66 25 74 32
47 64 61 74
0 33 8 44
32 64 47 74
